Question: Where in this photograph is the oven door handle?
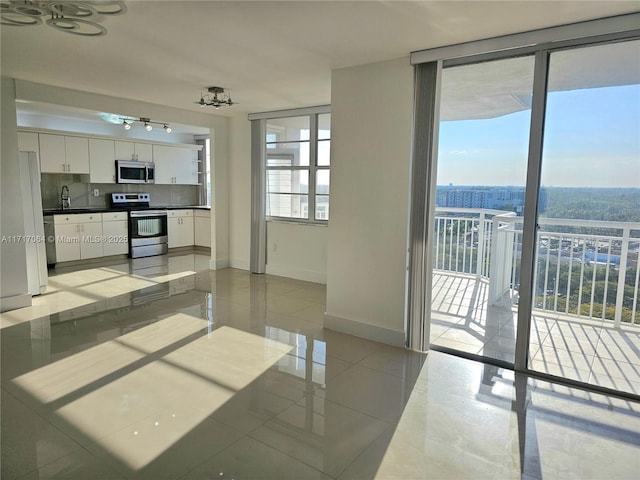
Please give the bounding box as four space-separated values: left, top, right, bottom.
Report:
130 210 167 217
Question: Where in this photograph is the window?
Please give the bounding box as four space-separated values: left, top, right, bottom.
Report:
265 112 330 222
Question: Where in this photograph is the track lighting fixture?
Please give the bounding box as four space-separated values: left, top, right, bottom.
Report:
120 117 171 133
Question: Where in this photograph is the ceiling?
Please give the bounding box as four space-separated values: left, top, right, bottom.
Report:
2 1 638 131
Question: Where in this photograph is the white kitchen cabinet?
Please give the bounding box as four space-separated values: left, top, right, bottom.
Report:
153 145 199 185
168 209 194 248
135 143 153 162
114 141 153 162
52 213 103 261
81 220 103 258
40 134 89 174
89 138 116 183
194 210 211 248
102 211 128 256
39 134 67 173
53 222 81 262
18 132 40 154
65 136 90 173
174 148 199 184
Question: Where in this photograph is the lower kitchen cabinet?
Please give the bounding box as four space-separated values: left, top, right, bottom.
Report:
102 211 128 256
51 213 104 262
168 209 194 248
194 210 211 248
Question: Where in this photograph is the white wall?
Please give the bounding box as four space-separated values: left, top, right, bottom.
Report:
325 57 413 347
228 113 251 270
211 118 230 270
1 77 31 311
266 222 328 284
227 113 329 284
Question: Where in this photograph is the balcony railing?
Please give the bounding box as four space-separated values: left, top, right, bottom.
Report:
434 208 640 327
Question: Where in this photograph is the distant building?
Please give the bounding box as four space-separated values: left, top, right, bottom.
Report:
436 186 547 214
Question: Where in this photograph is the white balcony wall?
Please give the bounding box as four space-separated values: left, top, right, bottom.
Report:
326 57 413 346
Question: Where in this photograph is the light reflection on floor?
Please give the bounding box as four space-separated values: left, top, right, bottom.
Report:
2 254 639 479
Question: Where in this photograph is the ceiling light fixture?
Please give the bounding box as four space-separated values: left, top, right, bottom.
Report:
0 0 127 36
196 86 236 109
120 117 172 134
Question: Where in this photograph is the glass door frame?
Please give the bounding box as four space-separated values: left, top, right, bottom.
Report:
408 23 640 399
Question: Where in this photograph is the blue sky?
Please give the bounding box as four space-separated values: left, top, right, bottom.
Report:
437 84 640 188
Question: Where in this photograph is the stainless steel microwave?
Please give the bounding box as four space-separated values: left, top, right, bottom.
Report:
116 160 155 184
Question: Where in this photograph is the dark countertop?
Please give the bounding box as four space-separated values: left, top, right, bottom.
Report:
43 205 211 215
43 208 113 215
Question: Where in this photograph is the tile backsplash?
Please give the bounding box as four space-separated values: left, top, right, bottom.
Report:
41 174 199 209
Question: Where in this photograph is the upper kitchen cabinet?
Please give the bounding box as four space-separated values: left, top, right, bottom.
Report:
40 134 89 174
114 141 153 162
17 132 40 154
89 138 116 183
153 144 199 185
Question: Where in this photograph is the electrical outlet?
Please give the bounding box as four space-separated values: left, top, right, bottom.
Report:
273 242 278 252
93 188 100 197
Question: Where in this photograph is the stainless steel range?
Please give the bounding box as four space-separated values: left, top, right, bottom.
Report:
109 193 168 258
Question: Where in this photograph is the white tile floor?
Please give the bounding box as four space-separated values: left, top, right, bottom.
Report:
2 254 639 479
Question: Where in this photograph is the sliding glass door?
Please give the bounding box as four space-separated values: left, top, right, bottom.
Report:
429 56 534 364
423 36 640 397
529 40 640 395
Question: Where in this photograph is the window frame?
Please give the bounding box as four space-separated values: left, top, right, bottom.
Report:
264 111 330 225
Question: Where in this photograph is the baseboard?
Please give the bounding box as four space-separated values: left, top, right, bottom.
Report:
229 257 250 271
323 313 405 347
211 257 230 270
1 293 32 312
266 264 327 284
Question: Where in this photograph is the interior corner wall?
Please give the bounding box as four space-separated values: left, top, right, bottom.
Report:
208 115 230 269
1 77 31 311
228 113 252 270
325 57 413 347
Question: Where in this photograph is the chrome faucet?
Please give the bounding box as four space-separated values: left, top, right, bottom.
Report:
61 185 70 210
